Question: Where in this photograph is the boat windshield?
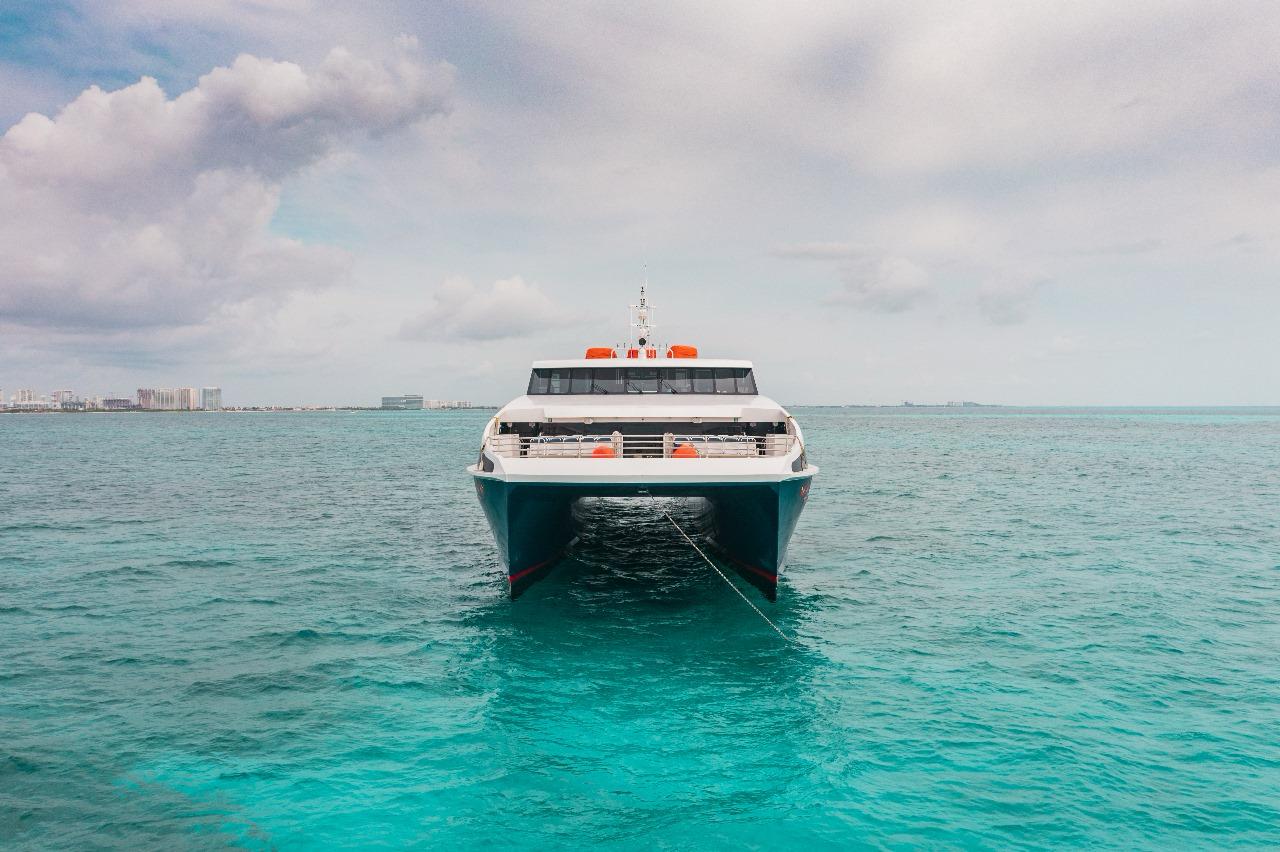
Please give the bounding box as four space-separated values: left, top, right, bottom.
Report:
528 367 757 395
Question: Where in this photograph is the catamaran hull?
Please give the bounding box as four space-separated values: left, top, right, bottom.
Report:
472 476 813 599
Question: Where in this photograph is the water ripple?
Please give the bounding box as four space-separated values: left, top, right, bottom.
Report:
1 408 1279 847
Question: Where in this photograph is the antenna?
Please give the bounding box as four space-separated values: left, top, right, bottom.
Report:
628 280 656 350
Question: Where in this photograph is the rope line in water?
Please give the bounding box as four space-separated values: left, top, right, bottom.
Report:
643 492 793 644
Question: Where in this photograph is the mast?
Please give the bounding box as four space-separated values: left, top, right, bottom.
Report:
628 283 656 350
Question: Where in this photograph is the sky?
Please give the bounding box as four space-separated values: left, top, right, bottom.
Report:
1 1 1278 406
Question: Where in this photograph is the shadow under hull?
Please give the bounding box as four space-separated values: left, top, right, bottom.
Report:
473 477 813 600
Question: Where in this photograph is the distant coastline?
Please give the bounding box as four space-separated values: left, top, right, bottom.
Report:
0 406 500 414
6 404 1277 415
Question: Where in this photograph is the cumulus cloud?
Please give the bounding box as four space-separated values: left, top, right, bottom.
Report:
828 257 933 313
6 3 1280 404
0 40 452 333
400 276 577 342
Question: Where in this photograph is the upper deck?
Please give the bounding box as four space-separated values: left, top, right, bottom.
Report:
492 285 782 421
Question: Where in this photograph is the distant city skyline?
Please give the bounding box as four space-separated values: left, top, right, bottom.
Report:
1 385 223 411
0 383 489 411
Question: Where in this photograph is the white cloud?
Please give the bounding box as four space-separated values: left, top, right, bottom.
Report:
0 40 452 333
5 2 1280 404
771 242 867 260
829 257 933 313
1048 335 1086 355
400 276 578 342
977 276 1045 325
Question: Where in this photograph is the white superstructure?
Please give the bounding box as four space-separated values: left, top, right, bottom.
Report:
467 286 817 600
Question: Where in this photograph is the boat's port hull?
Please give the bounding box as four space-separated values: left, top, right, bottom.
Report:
470 474 814 599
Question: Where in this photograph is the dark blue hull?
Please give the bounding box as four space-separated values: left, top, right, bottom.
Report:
472 476 812 599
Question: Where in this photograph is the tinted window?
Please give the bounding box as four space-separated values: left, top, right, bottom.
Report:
625 368 659 393
592 368 624 394
661 368 692 394
525 367 758 394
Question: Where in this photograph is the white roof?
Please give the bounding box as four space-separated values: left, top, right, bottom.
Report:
531 358 753 369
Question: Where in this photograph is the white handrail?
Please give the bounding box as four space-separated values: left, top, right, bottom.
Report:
484 433 796 459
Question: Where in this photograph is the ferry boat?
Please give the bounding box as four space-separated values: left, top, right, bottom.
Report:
467 287 817 600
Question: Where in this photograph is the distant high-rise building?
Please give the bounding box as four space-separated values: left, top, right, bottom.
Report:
137 388 155 409
52 389 75 405
201 387 223 410
177 387 198 410
381 394 424 410
103 398 133 410
153 388 177 409
11 389 46 410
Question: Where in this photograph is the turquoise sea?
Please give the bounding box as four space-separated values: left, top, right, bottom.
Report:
2 407 1279 849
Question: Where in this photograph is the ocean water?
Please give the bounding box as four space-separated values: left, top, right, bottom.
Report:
2 407 1279 849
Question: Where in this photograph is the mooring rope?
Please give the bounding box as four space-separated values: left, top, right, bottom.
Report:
642 492 793 644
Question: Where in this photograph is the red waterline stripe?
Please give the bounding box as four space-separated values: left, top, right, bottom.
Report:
716 550 777 583
507 557 556 584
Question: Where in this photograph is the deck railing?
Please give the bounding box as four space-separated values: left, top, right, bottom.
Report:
485 433 796 459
